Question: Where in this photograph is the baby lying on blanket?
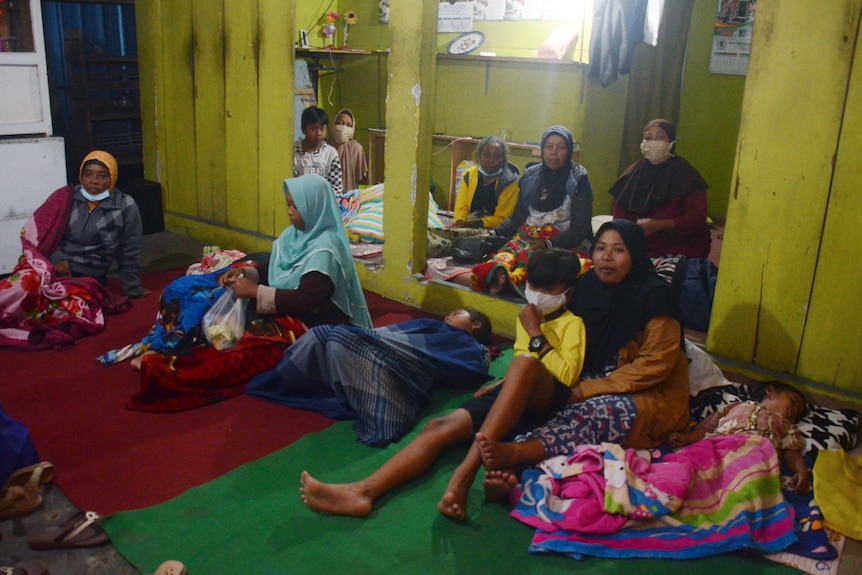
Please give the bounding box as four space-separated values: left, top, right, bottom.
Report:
669 381 810 494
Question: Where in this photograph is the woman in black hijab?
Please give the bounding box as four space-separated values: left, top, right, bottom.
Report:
475 220 690 470
471 125 593 295
609 119 711 258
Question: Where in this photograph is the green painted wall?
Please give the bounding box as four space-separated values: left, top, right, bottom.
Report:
136 1 862 400
677 0 747 220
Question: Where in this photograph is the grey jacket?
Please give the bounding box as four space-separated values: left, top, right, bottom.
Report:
50 186 145 297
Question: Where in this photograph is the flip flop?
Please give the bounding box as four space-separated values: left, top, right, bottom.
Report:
153 560 187 575
0 560 50 575
26 511 109 550
3 462 56 492
0 485 42 519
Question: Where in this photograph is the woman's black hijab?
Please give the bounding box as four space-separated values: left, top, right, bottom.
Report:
570 219 680 376
535 125 575 212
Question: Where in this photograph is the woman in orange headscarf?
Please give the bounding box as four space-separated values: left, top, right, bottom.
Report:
0 151 140 349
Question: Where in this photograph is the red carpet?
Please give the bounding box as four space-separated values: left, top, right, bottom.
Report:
0 269 436 515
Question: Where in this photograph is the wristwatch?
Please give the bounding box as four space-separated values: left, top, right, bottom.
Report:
528 335 548 353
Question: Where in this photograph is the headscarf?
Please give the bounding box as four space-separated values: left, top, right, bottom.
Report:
535 125 575 212
79 150 119 190
608 119 708 214
326 108 367 193
570 219 678 375
269 174 372 328
327 108 356 146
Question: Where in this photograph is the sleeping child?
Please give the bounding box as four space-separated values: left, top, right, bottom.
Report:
670 381 810 494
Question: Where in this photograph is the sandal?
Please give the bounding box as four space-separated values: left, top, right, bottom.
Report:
0 485 42 519
0 560 49 575
26 510 109 550
3 462 56 492
154 560 187 575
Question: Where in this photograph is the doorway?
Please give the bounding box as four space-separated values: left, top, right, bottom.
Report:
41 0 141 184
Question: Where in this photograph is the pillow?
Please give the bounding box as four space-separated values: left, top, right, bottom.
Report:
537 25 578 60
345 184 446 243
689 383 860 456
685 339 729 396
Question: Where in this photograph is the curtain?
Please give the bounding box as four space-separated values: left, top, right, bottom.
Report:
618 0 696 173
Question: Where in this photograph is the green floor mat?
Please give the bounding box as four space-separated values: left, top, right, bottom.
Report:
104 350 797 575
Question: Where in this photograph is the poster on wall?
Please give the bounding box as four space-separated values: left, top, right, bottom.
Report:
439 0 474 33
504 0 541 20
709 0 756 75
474 0 506 21
541 0 585 21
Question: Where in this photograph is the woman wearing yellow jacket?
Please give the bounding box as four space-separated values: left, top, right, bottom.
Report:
451 135 520 229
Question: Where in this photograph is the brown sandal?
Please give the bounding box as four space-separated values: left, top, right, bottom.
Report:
26 510 109 550
0 485 42 519
3 462 56 492
153 560 187 575
0 559 50 575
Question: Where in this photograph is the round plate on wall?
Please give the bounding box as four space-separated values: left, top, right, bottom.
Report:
447 31 485 55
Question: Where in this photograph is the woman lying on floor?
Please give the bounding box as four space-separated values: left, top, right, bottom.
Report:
246 307 494 446
101 174 371 412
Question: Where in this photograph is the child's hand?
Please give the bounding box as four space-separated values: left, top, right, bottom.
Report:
668 432 687 449
518 304 543 333
787 469 811 494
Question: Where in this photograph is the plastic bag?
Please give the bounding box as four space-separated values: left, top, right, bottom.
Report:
201 290 246 351
451 235 508 264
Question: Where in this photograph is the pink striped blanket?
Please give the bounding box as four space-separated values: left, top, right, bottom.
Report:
511 434 797 560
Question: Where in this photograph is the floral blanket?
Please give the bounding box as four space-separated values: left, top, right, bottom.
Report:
511 435 797 560
0 186 129 349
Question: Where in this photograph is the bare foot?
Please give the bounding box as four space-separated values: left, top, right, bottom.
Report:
483 470 518 502
299 471 373 518
130 350 157 371
437 470 476 521
475 432 518 471
437 489 467 521
488 268 507 295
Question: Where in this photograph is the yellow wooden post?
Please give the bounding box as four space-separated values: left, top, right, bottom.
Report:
797 4 862 394
707 1 859 374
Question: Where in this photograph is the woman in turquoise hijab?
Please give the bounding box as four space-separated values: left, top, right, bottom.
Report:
220 173 371 329
118 174 370 413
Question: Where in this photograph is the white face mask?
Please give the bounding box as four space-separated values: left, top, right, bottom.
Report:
332 124 355 144
524 284 568 315
640 140 675 164
81 189 111 202
477 165 503 177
